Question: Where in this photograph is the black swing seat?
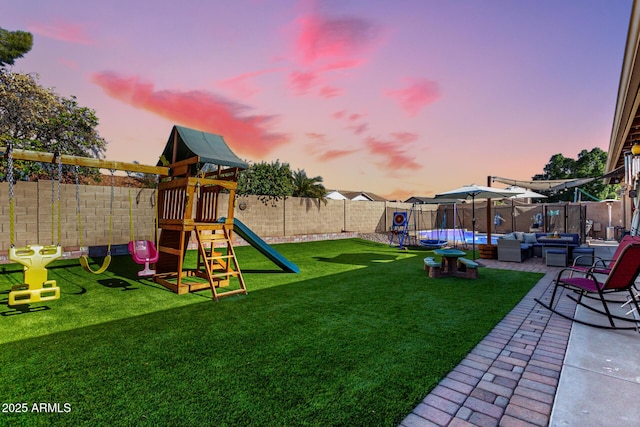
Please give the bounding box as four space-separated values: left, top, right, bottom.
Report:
420 239 448 249
535 242 640 330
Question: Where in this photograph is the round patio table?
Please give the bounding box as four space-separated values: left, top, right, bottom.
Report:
433 248 466 276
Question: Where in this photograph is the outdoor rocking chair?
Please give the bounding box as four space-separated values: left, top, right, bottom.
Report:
535 242 640 330
570 235 640 277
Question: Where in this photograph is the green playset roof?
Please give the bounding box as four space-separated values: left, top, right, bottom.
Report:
158 125 248 170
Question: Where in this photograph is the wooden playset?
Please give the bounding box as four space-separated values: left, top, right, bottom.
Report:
152 125 249 300
1 125 250 304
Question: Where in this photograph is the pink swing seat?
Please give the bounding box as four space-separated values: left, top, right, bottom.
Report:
128 240 159 277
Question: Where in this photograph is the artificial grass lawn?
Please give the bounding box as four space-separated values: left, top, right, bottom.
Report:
0 239 542 426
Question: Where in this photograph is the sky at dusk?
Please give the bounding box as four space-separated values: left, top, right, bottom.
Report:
2 0 634 200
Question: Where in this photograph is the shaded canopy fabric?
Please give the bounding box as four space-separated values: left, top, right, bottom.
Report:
435 184 523 200
503 186 547 199
493 166 626 191
492 176 584 192
406 196 459 204
158 125 248 170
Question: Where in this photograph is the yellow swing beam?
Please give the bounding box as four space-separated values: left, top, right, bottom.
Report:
0 146 169 176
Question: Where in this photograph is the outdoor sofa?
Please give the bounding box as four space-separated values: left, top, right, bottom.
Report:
497 232 580 263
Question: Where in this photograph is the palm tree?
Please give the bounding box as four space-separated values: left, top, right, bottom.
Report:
291 169 326 204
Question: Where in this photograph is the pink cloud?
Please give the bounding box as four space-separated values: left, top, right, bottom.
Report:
289 70 319 95
91 72 288 158
306 132 327 141
287 5 379 99
288 59 363 97
347 123 368 135
385 78 441 116
295 14 382 65
320 59 366 72
57 58 78 69
332 109 369 135
391 132 419 144
28 20 94 45
217 68 284 99
365 135 422 171
317 149 359 161
304 132 359 161
319 85 343 98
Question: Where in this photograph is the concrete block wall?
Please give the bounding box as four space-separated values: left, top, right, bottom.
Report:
2 182 621 254
233 196 386 236
0 186 433 251
283 198 346 235
0 181 156 251
347 200 387 232
233 194 284 237
0 187 394 251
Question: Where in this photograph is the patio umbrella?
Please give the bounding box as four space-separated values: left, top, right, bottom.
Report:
503 185 547 231
504 185 547 201
435 184 522 260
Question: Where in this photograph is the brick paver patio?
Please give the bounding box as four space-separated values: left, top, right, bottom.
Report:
400 258 578 427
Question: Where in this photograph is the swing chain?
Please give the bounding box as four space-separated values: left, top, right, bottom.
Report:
74 165 84 251
126 171 135 243
56 151 62 246
50 162 55 245
151 175 159 245
7 143 15 247
107 169 115 256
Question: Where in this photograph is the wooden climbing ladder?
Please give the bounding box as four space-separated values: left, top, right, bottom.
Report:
195 224 246 300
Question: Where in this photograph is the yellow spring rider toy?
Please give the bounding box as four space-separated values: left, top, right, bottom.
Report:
6 146 62 306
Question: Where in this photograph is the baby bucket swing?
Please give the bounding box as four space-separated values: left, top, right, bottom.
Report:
126 173 159 277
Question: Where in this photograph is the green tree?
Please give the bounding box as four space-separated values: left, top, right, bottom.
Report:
0 70 107 182
130 161 159 188
291 168 326 204
0 27 33 67
237 160 294 205
533 148 618 202
534 153 575 180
